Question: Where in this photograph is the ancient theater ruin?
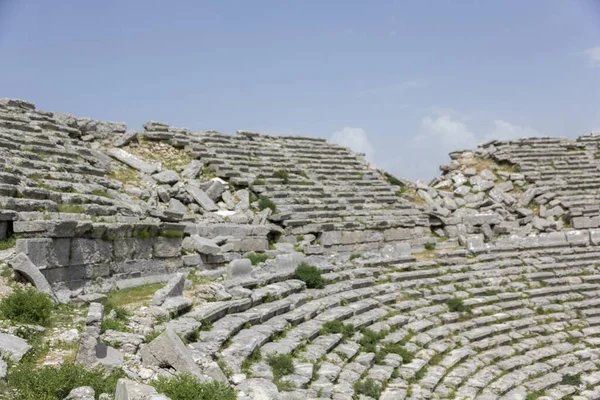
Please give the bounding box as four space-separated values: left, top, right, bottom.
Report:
1 98 600 399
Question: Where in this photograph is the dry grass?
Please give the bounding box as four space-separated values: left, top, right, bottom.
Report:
400 187 426 205
107 163 141 185
124 136 192 171
461 157 518 174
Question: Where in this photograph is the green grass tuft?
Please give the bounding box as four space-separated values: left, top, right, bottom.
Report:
245 252 269 266
294 263 325 289
354 378 381 399
258 196 277 213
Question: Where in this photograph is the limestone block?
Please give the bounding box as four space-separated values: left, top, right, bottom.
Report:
112 130 137 147
64 386 95 400
186 184 218 211
153 273 185 306
227 258 252 279
152 170 179 185
9 253 57 302
139 329 204 378
108 148 161 174
153 237 181 258
115 379 170 400
70 239 112 266
0 333 31 362
182 235 220 255
16 238 51 268
181 160 203 179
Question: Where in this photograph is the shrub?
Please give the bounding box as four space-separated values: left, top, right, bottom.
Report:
0 287 54 326
561 373 581 386
358 328 387 353
267 353 294 377
354 378 381 399
245 252 269 266
381 342 414 364
446 298 468 312
258 196 277 213
320 320 354 339
294 263 325 289
349 253 361 261
272 170 289 184
153 374 237 400
424 242 436 251
4 363 124 400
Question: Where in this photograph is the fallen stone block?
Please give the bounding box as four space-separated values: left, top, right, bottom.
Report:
153 273 186 306
181 160 204 179
108 148 161 174
115 379 170 400
0 333 31 362
139 329 204 379
182 235 220 255
64 386 95 400
152 170 180 185
9 253 57 303
113 130 137 147
227 258 253 279
186 184 218 212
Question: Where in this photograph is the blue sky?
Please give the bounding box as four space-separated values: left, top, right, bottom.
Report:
1 0 599 181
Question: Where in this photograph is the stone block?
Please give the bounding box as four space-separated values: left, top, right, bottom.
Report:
115 379 169 400
0 333 31 362
16 238 50 268
108 148 161 174
70 239 112 266
227 259 252 279
182 235 220 255
153 237 181 258
232 237 269 252
572 216 591 229
153 273 185 306
182 254 202 267
186 184 218 212
9 253 57 301
139 329 203 378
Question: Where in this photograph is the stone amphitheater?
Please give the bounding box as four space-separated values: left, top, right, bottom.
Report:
1 98 600 399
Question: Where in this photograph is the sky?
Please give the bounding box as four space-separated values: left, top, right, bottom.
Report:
1 0 599 181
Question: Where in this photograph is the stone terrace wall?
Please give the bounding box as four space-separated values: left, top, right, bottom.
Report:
180 130 431 252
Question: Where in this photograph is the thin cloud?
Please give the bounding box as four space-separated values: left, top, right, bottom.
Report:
582 46 600 67
330 127 376 163
356 79 429 97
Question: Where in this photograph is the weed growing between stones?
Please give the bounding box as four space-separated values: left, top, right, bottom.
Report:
320 320 354 339
245 252 269 265
358 328 387 353
294 263 325 289
154 374 237 399
258 196 277 213
0 287 54 326
446 298 468 312
354 378 381 399
272 170 289 184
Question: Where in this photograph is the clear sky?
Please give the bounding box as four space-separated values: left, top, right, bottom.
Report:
1 1 599 181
